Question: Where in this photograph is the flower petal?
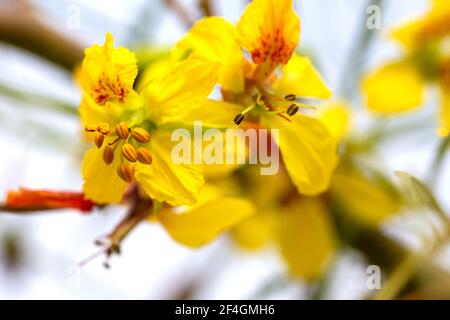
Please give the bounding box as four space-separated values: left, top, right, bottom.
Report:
438 85 450 137
362 62 425 113
141 57 219 125
317 102 351 141
331 168 402 226
262 114 338 195
275 198 336 280
232 209 273 250
274 54 332 99
237 0 300 66
159 196 255 248
135 131 204 206
184 99 244 128
174 17 245 93
76 33 138 106
82 147 128 204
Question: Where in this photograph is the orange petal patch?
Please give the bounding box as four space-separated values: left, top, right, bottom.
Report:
6 188 94 212
237 0 300 67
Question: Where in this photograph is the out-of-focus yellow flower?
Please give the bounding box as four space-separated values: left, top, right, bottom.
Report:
317 102 351 141
230 166 337 281
331 167 403 227
275 198 336 280
77 33 219 206
362 0 450 136
175 0 338 196
156 185 255 247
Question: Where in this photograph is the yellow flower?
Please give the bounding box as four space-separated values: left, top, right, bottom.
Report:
317 102 351 141
157 184 255 248
331 166 403 227
175 0 337 196
362 0 450 136
77 33 219 206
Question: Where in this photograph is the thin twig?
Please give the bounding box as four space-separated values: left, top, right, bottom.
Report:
164 0 195 28
199 0 214 17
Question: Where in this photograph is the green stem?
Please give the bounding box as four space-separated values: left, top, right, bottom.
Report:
0 82 78 117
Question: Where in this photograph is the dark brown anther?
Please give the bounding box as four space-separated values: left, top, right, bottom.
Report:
234 113 245 125
284 94 297 101
287 104 299 116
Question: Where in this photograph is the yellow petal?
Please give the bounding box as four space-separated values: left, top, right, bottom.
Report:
262 114 338 196
237 0 300 66
184 99 244 128
362 62 425 113
275 198 336 280
135 131 204 206
390 19 425 50
331 168 402 226
317 102 351 141
174 17 245 93
232 209 273 251
77 33 138 106
159 196 255 248
82 147 127 204
79 90 143 128
273 54 332 99
438 85 450 137
141 57 219 125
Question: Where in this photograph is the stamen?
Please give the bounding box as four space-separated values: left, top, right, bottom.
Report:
121 143 138 162
108 137 121 146
115 122 129 140
97 123 110 135
137 148 152 164
234 113 245 125
131 128 151 143
94 133 105 149
103 146 115 165
284 94 297 101
287 104 299 116
117 164 134 183
297 103 317 110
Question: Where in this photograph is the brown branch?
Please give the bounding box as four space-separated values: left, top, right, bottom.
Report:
164 0 195 28
0 0 84 71
199 0 214 17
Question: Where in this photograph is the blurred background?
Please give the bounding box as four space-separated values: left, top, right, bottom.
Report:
1 0 449 299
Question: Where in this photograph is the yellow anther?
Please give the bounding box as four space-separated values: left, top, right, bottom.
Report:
117 164 134 183
97 123 110 135
115 122 129 140
121 143 137 162
131 128 151 143
94 133 105 149
85 124 97 132
137 148 152 165
103 146 115 165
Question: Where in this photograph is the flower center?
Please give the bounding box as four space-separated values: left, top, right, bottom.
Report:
232 92 316 126
84 122 153 182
